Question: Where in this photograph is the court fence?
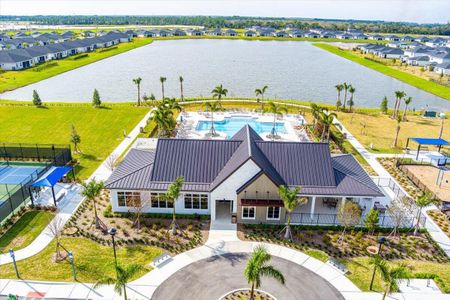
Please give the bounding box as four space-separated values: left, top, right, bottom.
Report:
0 143 72 166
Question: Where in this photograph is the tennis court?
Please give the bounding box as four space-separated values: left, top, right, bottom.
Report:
0 161 48 197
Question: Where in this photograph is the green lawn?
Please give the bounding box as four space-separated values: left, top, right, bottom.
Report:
0 237 162 282
0 38 154 93
0 210 54 253
0 103 149 179
313 43 450 101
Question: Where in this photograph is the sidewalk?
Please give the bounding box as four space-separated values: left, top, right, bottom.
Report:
0 108 153 266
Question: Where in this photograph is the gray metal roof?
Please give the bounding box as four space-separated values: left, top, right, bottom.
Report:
105 125 383 197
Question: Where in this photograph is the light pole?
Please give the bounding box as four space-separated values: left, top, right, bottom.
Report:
369 236 387 291
68 251 76 281
108 227 118 266
9 249 19 278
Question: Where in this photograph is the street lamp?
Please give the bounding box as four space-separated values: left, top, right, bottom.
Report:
369 236 387 291
108 227 118 266
68 251 76 281
9 249 19 278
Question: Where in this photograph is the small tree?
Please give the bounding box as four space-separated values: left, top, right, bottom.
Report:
132 77 142 106
81 179 104 229
92 88 101 107
244 245 285 300
255 85 268 110
205 101 222 136
211 84 228 103
413 192 437 236
278 185 307 240
348 86 356 112
387 196 414 238
164 176 184 235
402 96 412 121
105 154 118 172
46 216 69 262
160 76 167 99
70 124 81 153
337 201 362 244
179 76 184 101
32 90 42 106
380 97 388 114
392 115 402 148
128 192 151 232
364 208 379 235
94 264 142 300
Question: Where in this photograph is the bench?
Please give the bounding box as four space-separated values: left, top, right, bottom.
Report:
326 258 348 274
150 252 172 268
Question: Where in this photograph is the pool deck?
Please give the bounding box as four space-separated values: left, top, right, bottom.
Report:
176 111 309 141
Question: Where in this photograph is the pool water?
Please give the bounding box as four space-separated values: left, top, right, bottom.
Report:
196 117 287 138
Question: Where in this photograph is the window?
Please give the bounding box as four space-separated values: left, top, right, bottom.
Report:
184 194 208 210
117 191 141 207
242 207 256 219
267 207 280 220
150 193 173 208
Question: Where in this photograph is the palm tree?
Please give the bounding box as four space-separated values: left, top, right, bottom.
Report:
255 85 268 110
94 264 142 300
348 86 356 112
392 90 406 119
402 96 412 121
310 103 323 131
132 77 142 106
414 192 437 235
392 115 402 148
164 176 184 235
369 254 386 291
205 101 222 136
335 84 343 111
151 106 175 137
378 261 409 300
211 84 228 103
160 76 167 99
319 110 337 142
179 76 184 101
81 179 104 229
244 245 285 300
265 102 288 140
278 185 307 240
342 82 350 110
162 97 182 112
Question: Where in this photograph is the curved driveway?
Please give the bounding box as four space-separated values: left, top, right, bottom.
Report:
152 253 344 300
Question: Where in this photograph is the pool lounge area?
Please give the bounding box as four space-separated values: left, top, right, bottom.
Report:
176 110 309 141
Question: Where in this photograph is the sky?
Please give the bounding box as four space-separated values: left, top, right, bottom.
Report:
0 0 449 24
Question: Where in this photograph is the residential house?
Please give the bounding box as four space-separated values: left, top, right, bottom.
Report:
0 50 33 70
158 30 172 37
208 29 223 36
187 29 203 36
368 35 384 41
172 30 187 36
0 34 10 41
290 30 305 38
434 62 450 76
31 31 41 38
275 31 289 38
0 39 24 50
385 35 401 42
125 30 137 38
224 29 238 37
138 30 157 38
336 32 353 40
13 32 29 39
353 33 368 40
415 36 430 43
244 30 257 37
304 31 320 38
403 46 433 58
83 31 96 38
425 38 447 48
258 30 274 37
429 51 450 64
405 55 431 66
105 126 384 224
401 36 415 42
377 47 404 59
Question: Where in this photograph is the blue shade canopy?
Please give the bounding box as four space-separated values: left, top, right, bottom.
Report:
32 166 72 187
410 138 450 146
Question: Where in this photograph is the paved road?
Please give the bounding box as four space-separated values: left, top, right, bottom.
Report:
152 253 344 300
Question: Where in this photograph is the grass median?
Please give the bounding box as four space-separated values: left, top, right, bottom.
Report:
313 43 450 101
0 102 149 179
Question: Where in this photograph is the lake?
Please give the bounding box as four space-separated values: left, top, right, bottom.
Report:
1 39 449 110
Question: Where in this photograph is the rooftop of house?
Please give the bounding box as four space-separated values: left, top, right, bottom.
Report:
105 125 383 197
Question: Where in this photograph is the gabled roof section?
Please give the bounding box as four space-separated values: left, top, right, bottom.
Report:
105 149 155 189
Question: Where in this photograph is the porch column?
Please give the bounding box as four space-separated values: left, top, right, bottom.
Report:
310 196 316 219
341 197 346 207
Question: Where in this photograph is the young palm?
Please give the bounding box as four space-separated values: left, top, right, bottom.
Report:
379 262 409 300
151 107 175 137
413 192 437 235
310 103 323 131
368 254 386 291
132 77 142 106
81 179 104 229
392 90 406 119
402 97 412 121
164 176 184 235
94 264 142 300
392 115 402 148
255 85 268 110
264 102 288 139
244 245 285 300
342 82 350 110
278 185 307 240
205 101 222 136
162 97 182 112
160 76 167 99
211 84 228 103
335 84 343 111
348 86 356 112
179 76 184 101
319 110 337 142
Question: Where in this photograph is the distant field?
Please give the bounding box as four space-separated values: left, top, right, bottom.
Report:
0 103 149 179
313 43 450 101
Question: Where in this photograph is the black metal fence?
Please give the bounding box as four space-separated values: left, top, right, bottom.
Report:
0 143 72 166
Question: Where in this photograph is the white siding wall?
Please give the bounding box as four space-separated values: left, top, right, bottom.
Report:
210 160 261 220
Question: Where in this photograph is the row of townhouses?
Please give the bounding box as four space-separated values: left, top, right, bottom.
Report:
0 31 130 70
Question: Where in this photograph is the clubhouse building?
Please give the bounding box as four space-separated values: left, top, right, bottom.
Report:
105 126 384 224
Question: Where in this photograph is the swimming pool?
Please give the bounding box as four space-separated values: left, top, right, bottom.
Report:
196 117 287 138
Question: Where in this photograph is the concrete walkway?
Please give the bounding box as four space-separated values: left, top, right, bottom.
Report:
0 108 153 266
